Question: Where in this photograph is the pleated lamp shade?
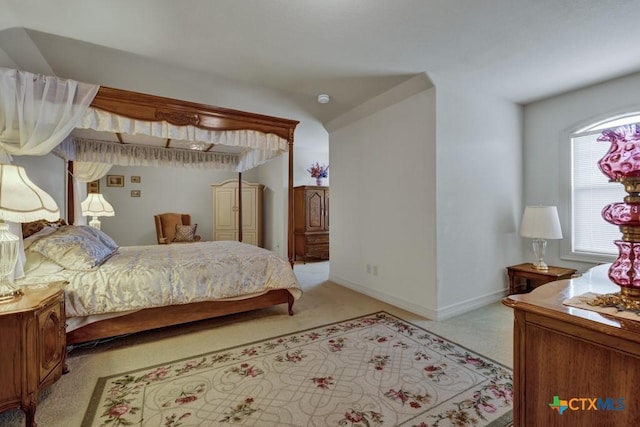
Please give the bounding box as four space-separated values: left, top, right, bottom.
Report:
81 193 115 217
0 164 60 222
0 164 60 301
81 193 114 230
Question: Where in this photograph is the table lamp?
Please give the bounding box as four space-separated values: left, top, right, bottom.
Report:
0 164 60 301
520 206 563 270
81 193 114 230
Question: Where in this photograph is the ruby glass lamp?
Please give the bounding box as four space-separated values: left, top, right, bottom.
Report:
598 124 640 299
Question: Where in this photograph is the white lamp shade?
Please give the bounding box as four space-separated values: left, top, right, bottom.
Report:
0 164 60 222
81 193 115 217
520 206 563 239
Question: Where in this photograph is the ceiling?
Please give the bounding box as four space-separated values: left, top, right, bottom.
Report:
2 0 640 125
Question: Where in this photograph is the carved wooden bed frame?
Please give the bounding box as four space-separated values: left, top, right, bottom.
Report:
67 290 295 345
64 86 299 345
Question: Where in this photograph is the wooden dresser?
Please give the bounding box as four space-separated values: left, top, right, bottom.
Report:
294 185 329 262
0 282 66 427
212 180 264 247
503 265 640 426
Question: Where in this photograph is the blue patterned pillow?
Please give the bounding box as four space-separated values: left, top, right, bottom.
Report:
76 225 118 251
28 225 116 270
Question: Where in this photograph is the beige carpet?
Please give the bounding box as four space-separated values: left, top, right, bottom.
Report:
0 261 513 426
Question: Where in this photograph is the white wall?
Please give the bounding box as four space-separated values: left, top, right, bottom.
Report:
523 71 640 273
434 80 523 317
328 74 523 320
329 81 439 319
95 166 257 246
295 147 330 188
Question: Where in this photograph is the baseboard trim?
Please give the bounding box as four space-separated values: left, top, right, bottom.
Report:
329 274 438 320
435 290 508 320
329 274 507 321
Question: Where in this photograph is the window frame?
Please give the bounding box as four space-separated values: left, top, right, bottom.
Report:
561 112 640 264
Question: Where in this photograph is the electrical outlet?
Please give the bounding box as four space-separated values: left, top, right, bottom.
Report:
366 264 371 274
373 265 378 276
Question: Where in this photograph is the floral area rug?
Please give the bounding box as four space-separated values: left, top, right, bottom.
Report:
83 312 513 426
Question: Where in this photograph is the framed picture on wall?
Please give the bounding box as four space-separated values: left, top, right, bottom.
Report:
131 176 141 183
131 190 141 197
87 180 100 193
107 175 124 187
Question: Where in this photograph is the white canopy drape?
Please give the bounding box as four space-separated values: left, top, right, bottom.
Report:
0 67 99 162
0 67 99 279
60 107 289 172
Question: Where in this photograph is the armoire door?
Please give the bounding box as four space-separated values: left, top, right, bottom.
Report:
305 188 327 232
323 188 329 231
212 180 264 247
240 186 259 246
213 186 238 241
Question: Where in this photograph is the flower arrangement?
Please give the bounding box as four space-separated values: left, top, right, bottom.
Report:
307 162 329 178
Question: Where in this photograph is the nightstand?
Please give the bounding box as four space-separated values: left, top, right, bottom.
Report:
506 263 577 294
0 282 66 427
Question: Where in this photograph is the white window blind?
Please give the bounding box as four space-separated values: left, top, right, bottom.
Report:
570 117 640 258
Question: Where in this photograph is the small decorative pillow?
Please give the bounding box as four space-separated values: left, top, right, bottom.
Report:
174 224 197 242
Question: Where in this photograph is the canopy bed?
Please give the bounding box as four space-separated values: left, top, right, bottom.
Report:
1 67 301 345
19 222 302 345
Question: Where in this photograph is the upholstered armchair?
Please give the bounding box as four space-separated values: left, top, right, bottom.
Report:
154 213 202 244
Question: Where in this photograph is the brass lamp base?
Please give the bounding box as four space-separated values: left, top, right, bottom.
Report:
588 292 640 314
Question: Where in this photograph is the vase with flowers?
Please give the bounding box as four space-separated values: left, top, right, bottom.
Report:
307 162 329 186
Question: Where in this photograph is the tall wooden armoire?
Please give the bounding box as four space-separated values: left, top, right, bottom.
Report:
294 185 329 262
211 180 264 247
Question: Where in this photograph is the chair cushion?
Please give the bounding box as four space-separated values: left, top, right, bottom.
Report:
174 224 198 242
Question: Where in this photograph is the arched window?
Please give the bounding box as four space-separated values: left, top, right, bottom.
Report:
569 113 640 262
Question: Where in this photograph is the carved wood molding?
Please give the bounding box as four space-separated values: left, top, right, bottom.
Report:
155 110 200 126
91 86 299 141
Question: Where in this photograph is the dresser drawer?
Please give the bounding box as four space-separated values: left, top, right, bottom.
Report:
306 244 329 259
306 234 329 244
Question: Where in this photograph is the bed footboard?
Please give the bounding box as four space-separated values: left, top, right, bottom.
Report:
67 289 295 345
